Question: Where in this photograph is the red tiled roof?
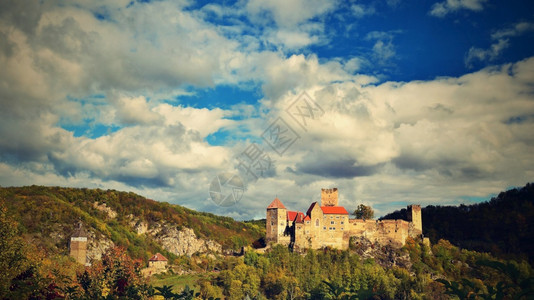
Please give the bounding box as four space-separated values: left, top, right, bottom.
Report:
320 206 349 215
267 197 286 209
303 215 311 221
149 253 168 262
287 211 298 221
287 211 306 223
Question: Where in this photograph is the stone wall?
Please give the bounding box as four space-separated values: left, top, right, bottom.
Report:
321 188 338 206
347 219 411 248
266 207 289 245
69 237 87 265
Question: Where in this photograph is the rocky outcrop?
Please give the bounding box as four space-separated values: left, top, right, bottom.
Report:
93 202 117 219
86 231 114 262
149 225 222 256
129 218 148 235
350 236 411 269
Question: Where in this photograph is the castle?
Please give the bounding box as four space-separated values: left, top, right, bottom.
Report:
266 188 422 250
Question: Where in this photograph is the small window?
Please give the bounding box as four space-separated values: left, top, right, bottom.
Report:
341 221 344 225
316 219 319 226
271 221 274 226
341 228 344 231
333 227 336 230
330 221 335 225
336 216 339 219
323 226 326 230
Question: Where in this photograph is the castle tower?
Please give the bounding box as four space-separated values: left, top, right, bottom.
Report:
266 198 288 244
70 221 88 265
407 205 422 235
321 188 338 206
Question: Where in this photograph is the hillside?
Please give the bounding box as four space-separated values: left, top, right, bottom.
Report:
0 185 264 262
382 183 534 262
1 185 534 299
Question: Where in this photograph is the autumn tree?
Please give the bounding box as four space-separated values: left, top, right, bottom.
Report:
78 246 151 299
352 204 374 220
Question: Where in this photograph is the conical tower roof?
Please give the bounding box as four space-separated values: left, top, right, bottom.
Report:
267 197 286 209
71 221 88 238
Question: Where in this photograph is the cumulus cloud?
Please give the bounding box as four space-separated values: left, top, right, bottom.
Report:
465 39 509 67
430 0 487 17
1 0 533 220
244 0 336 50
245 0 336 28
465 22 534 67
365 31 398 65
248 58 534 216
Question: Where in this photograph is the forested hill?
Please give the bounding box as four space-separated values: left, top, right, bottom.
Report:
0 185 264 261
382 183 534 262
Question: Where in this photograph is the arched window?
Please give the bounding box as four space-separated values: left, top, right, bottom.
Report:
315 219 319 226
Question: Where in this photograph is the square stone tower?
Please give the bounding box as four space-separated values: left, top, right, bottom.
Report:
321 188 338 206
70 222 88 265
407 205 422 235
266 198 289 244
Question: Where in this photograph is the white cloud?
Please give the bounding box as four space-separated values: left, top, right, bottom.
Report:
154 104 234 138
244 0 335 50
492 22 534 40
465 22 534 67
245 0 336 28
113 95 161 125
365 31 398 65
0 0 533 220
465 39 509 67
430 0 487 17
351 4 375 18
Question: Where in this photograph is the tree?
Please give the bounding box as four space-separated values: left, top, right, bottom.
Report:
352 204 374 220
0 204 29 296
78 246 151 299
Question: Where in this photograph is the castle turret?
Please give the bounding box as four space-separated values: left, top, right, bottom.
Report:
408 205 422 236
321 188 338 206
266 198 289 245
70 221 88 265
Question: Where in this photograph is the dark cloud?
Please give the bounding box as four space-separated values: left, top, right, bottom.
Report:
0 0 43 36
296 157 382 178
392 154 430 171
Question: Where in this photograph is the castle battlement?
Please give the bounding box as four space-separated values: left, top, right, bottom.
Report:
266 188 422 250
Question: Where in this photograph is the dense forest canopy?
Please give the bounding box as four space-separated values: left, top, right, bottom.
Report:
382 183 534 263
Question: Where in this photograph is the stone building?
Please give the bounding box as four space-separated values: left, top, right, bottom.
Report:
69 221 88 265
148 252 168 270
266 188 423 250
142 252 168 277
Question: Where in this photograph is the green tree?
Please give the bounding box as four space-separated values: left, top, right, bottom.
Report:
352 204 374 220
0 204 29 296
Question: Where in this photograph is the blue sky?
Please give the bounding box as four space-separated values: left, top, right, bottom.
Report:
1 0 533 219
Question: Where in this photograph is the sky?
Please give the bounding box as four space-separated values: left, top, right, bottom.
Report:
1 0 533 220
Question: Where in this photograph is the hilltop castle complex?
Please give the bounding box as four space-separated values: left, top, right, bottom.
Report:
266 188 422 250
